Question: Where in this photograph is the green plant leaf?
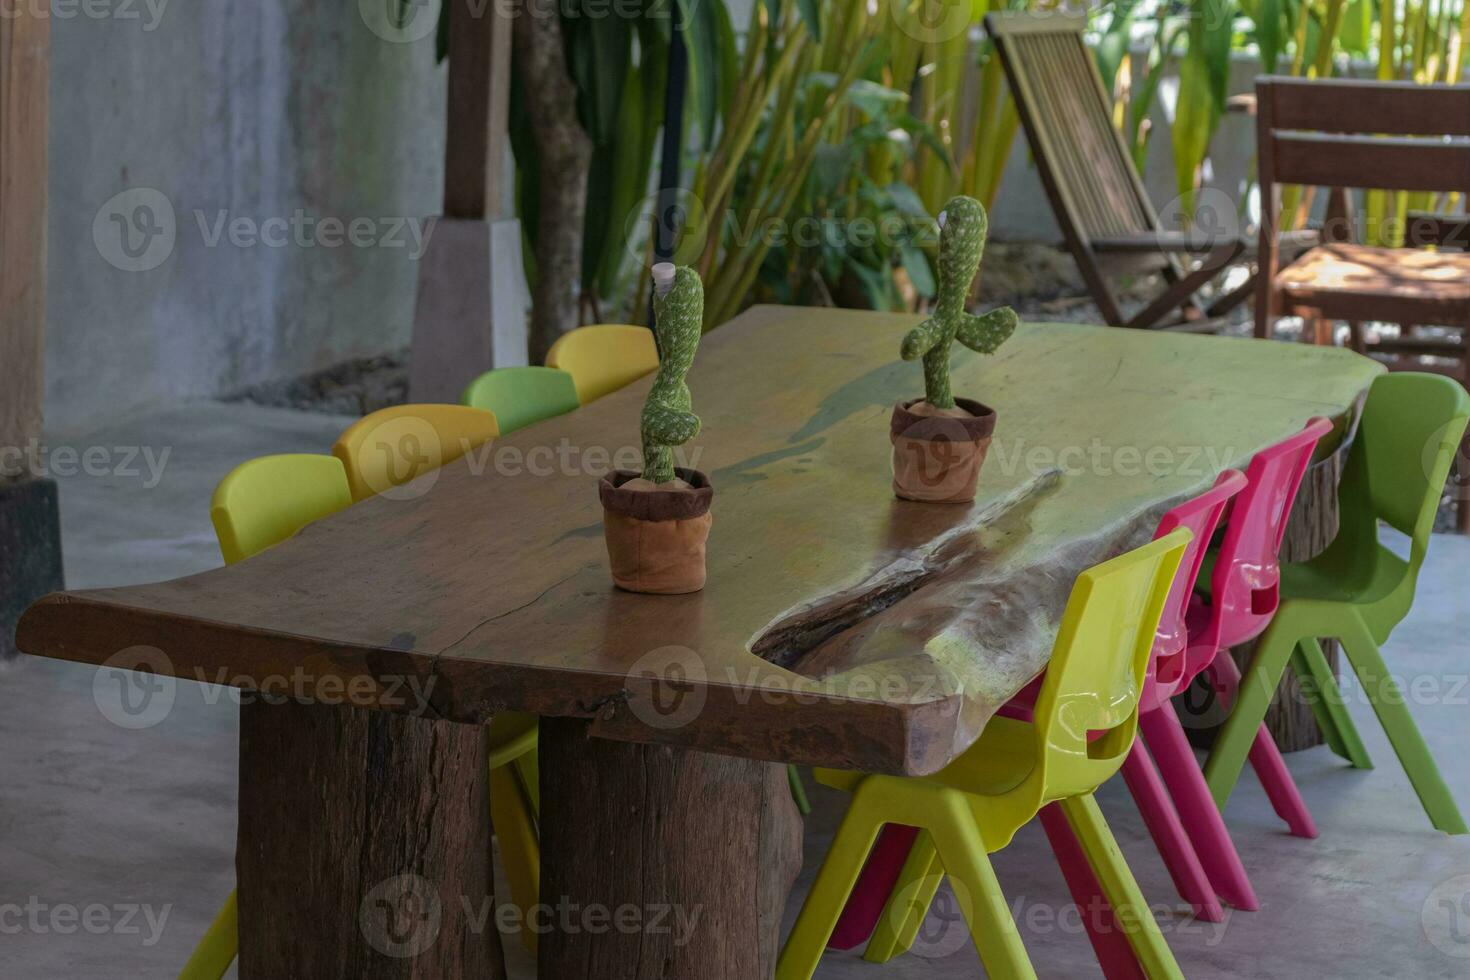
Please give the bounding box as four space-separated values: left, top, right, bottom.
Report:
1172 32 1219 208
679 0 727 148
900 242 936 298
1094 0 1140 94
1255 0 1283 72
795 0 821 41
886 182 930 219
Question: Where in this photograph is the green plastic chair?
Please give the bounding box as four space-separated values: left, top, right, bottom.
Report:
1204 372 1470 835
462 366 580 435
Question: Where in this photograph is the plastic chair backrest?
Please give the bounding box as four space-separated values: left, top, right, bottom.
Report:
462 366 579 435
1352 372 1470 542
1143 470 1247 709
1326 373 1470 637
210 454 353 565
1033 528 1190 800
544 324 659 404
1209 416 1332 648
332 404 500 502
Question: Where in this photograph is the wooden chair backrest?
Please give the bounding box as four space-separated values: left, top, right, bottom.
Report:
985 11 1160 244
1256 76 1470 198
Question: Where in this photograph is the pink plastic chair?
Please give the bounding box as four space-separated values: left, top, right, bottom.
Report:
826 471 1248 970
1182 415 1334 842
1038 418 1333 975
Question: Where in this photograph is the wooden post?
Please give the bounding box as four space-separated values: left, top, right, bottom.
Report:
0 6 61 660
537 718 804 979
408 0 529 404
236 698 506 978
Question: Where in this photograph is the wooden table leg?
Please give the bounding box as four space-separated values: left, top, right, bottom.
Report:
538 718 804 979
237 697 506 979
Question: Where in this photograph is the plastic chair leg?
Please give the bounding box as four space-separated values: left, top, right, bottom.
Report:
777 788 889 980
1214 651 1319 836
489 763 541 954
1207 647 1320 835
1059 793 1184 980
178 889 238 980
1203 621 1299 811
1339 618 1469 835
926 793 1038 980
788 764 812 816
862 829 942 963
1294 637 1373 769
1140 704 1259 911
1037 803 1146 980
1244 721 1319 839
1118 736 1224 921
512 745 541 815
827 823 919 951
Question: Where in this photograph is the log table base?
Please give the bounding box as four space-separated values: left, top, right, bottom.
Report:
237 698 506 979
538 718 804 979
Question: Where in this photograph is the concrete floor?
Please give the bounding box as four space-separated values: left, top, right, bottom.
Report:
2 402 1468 978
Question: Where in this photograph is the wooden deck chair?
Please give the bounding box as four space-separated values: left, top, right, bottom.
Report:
985 11 1312 332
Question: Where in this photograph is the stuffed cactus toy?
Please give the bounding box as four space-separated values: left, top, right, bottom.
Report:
642 263 703 485
900 196 1017 410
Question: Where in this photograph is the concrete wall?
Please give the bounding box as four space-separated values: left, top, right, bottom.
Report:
45 0 447 432
42 4 1271 431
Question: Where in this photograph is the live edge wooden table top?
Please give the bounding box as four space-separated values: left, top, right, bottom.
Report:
17 307 1380 979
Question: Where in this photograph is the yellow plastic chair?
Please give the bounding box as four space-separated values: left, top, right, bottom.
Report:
544 324 659 404
209 454 353 565
331 404 500 502
182 454 353 978
462 365 580 435
777 530 1191 980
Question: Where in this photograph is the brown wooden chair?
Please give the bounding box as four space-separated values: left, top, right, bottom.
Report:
1254 75 1470 528
985 11 1311 333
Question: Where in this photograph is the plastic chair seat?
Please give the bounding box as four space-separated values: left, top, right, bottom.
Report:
818 715 1038 803
1279 542 1408 611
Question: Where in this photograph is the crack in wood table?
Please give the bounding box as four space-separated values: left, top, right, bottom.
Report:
17 306 1381 978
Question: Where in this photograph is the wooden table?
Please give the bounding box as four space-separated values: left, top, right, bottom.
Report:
17 307 1381 978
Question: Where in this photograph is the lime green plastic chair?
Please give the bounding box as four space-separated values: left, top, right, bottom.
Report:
183 454 353 978
544 324 659 404
1205 372 1470 834
778 530 1191 980
331 403 500 502
461 366 580 435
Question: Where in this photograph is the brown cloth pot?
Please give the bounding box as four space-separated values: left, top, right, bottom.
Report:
889 397 997 503
599 468 714 594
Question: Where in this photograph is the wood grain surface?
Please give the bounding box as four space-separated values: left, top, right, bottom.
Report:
237 698 503 979
18 308 1381 774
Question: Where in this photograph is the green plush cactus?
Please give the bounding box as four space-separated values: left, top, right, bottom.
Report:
643 264 703 484
900 196 1017 410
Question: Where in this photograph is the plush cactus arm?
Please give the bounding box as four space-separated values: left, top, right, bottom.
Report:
900 195 1016 410
643 264 704 485
956 308 1017 354
899 318 943 361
